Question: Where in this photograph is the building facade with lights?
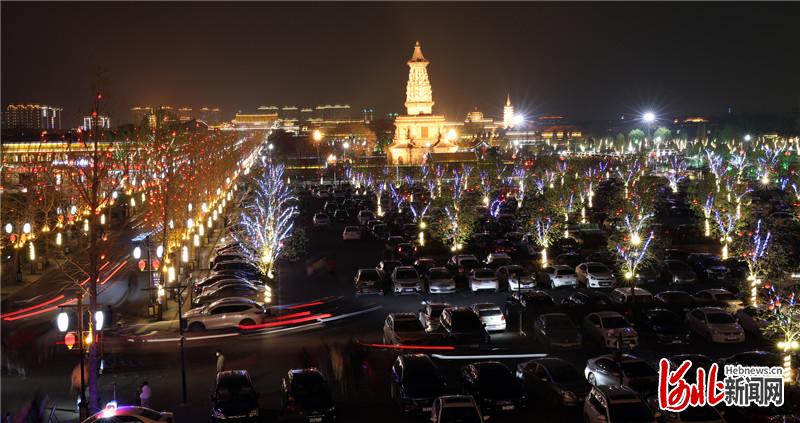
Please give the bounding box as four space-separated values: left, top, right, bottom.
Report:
3 104 62 129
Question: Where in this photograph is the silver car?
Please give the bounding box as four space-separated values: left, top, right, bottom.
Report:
497 265 536 291
584 354 658 397
391 266 423 295
582 311 639 348
583 385 656 423
468 268 500 293
541 265 578 289
426 267 456 294
184 297 268 331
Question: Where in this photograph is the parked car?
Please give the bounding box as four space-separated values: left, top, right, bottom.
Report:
376 260 402 278
694 289 744 310
532 313 582 349
648 402 725 423
391 354 447 414
211 370 260 423
354 268 384 296
357 210 375 225
438 307 490 345
484 253 513 269
184 297 269 331
313 213 331 226
516 357 590 407
430 395 484 423
280 368 336 422
396 242 419 262
607 287 654 306
584 354 658 397
332 209 349 222
539 265 579 289
583 385 657 423
194 281 268 307
686 253 729 282
471 303 506 332
662 260 697 285
736 305 776 338
391 266 423 295
383 313 426 345
461 362 522 415
419 303 450 333
84 406 173 423
342 226 362 241
425 267 456 294
582 311 639 348
555 253 584 269
413 258 437 275
385 236 406 255
497 265 536 291
561 291 615 316
212 260 261 275
636 309 689 344
686 307 745 343
468 268 500 293
654 290 695 311
447 254 481 278
576 262 616 288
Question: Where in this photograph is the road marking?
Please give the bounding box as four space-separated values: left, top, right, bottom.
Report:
431 353 548 360
317 304 382 322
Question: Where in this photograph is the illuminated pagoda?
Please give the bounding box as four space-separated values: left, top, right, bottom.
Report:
387 41 457 164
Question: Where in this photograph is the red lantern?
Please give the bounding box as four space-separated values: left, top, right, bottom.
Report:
138 259 147 271
152 259 161 271
64 332 76 350
764 282 772 290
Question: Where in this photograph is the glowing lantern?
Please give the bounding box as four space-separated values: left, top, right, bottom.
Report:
138 259 147 271
57 311 69 332
64 332 76 350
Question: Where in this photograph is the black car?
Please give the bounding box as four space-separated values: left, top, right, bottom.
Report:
332 209 350 222
385 236 406 255
211 370 259 422
555 253 584 269
396 242 418 262
370 223 390 240
390 354 447 414
509 290 556 314
532 313 582 349
636 308 689 344
654 290 695 311
281 368 336 422
666 354 715 384
560 291 617 318
437 307 490 345
461 362 522 415
516 357 590 407
686 253 729 282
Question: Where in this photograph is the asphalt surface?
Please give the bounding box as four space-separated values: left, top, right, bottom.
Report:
0 186 792 422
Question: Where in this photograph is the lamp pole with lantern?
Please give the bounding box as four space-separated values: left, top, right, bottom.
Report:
133 235 162 320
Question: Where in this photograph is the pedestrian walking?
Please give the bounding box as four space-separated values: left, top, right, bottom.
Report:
216 349 225 373
139 381 151 408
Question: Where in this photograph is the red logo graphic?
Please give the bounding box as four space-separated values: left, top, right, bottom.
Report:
658 358 725 412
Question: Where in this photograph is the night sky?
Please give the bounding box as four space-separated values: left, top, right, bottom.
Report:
2 2 799 127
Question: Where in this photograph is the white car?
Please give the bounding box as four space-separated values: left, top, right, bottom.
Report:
541 265 578 289
391 266 423 295
687 307 745 343
430 395 484 423
313 212 331 226
695 288 744 310
84 404 174 423
468 268 500 293
584 354 658 395
184 297 268 331
497 265 536 291
471 303 506 332
426 267 456 294
342 226 362 241
582 311 639 348
576 262 616 288
583 385 657 423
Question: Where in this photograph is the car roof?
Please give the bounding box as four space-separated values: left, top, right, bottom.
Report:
695 306 729 314
438 395 477 406
582 262 609 267
594 385 641 402
487 253 511 258
471 303 500 310
208 297 259 308
698 288 731 294
591 311 625 318
612 287 652 295
217 369 251 382
391 312 419 320
595 353 645 364
551 265 572 270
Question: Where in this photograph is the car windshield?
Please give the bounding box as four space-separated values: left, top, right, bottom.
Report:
679 406 721 421
395 319 423 332
556 268 576 276
440 406 482 423
216 377 256 402
706 313 735 324
602 316 629 328
451 313 484 331
548 364 582 384
509 268 529 277
622 361 656 378
430 270 451 279
648 312 679 326
545 316 575 331
359 270 380 281
474 269 495 278
461 259 479 268
478 308 502 317
396 270 418 279
668 261 689 271
475 366 516 396
607 401 653 422
588 265 608 273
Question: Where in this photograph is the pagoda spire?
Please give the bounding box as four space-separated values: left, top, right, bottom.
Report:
405 41 434 115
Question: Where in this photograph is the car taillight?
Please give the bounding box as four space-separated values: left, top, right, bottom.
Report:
501 315 506 321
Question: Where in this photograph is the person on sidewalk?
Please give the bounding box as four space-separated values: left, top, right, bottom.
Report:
216 349 225 373
139 381 151 408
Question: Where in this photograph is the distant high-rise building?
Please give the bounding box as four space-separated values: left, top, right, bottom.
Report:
503 94 514 128
131 106 152 124
177 107 193 122
280 106 299 121
362 108 375 123
3 104 62 129
198 107 222 125
315 104 351 121
82 115 111 131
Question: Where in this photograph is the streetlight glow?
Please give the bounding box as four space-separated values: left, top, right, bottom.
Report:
512 114 524 126
642 112 656 123
133 246 142 259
